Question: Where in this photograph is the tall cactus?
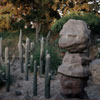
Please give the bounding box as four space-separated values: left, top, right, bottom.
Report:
45 54 51 98
33 60 37 96
40 37 44 77
35 23 41 43
25 43 29 81
26 37 31 68
6 60 10 92
5 47 9 65
30 55 34 72
0 37 2 61
18 29 24 73
4 47 10 92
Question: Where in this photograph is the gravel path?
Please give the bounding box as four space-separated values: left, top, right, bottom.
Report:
0 59 100 100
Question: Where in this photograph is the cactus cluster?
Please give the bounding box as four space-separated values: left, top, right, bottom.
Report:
32 51 51 98
1 29 53 99
0 38 15 92
17 29 35 80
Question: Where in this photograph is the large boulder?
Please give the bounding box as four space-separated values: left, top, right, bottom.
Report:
60 75 88 97
58 53 90 77
58 19 91 52
90 59 100 85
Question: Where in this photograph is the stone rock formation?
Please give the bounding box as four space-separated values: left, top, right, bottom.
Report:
60 75 88 97
58 52 90 77
90 59 100 85
57 19 91 99
58 19 91 52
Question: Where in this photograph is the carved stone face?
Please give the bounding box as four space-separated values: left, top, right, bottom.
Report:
60 75 88 97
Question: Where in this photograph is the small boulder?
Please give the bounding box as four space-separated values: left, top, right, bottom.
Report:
58 19 91 52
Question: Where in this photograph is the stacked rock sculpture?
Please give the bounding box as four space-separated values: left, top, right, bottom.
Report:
57 19 91 99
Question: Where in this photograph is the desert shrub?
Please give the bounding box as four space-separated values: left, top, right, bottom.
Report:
31 43 61 72
51 12 100 35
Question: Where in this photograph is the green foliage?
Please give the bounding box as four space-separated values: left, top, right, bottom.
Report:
0 3 17 31
32 43 61 72
11 19 25 30
0 65 6 84
51 12 100 35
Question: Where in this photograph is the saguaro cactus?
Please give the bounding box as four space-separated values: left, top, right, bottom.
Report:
45 54 51 98
4 47 10 92
25 43 29 81
33 60 37 96
35 23 41 43
30 55 34 72
18 29 24 73
6 60 10 92
40 37 44 77
5 47 9 65
0 37 2 61
26 37 31 67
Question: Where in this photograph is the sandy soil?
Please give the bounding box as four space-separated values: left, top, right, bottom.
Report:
0 59 100 100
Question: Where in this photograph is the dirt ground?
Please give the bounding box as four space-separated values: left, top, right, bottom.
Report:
0 59 100 100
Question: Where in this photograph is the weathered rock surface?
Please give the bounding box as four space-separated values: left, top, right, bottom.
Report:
60 75 88 97
90 59 100 85
58 19 91 52
58 53 90 77
63 52 90 65
58 63 89 77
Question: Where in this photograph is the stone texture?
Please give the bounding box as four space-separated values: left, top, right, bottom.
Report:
58 53 90 77
63 52 90 65
60 75 88 97
90 59 100 85
58 19 91 52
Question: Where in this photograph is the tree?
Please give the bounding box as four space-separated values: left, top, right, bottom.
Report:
9 0 61 33
0 0 17 31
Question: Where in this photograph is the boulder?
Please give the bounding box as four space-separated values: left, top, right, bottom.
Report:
60 75 88 97
58 62 89 78
58 19 91 52
63 52 90 65
58 53 90 77
90 59 100 85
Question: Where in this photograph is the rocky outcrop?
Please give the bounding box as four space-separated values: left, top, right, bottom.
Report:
58 19 91 53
